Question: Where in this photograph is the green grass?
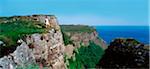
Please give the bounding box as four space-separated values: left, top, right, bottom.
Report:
62 31 73 45
60 25 95 33
68 42 105 68
0 20 48 46
61 25 96 45
68 57 84 69
0 20 49 57
0 17 13 22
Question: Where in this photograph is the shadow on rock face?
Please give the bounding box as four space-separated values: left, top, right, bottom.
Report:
96 38 149 68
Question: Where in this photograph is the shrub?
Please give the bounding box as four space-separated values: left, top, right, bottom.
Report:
68 42 104 68
62 31 73 45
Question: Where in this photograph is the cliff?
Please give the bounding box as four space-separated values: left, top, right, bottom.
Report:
61 25 107 68
0 15 107 69
0 15 65 69
61 25 107 49
96 38 149 68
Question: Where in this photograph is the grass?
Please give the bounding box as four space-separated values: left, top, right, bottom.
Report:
68 57 84 69
62 31 73 45
60 25 96 33
61 25 96 45
68 42 105 68
0 20 49 57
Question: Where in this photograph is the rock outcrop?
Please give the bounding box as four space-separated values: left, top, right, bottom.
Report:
61 25 107 68
0 15 108 69
0 15 66 69
96 38 149 68
61 25 107 50
0 42 35 69
69 31 107 49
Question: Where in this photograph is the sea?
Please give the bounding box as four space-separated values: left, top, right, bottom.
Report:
95 26 149 44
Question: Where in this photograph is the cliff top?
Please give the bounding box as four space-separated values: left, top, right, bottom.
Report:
60 25 96 33
0 15 60 58
0 20 49 46
0 15 57 47
0 14 55 22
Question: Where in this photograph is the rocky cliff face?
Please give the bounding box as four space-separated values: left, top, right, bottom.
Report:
61 25 107 49
63 31 107 58
69 31 107 49
60 25 107 68
0 15 66 69
0 15 107 69
96 38 149 68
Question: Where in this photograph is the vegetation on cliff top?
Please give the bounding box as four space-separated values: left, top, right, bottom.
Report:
60 25 95 33
61 25 96 45
0 20 48 57
61 25 105 68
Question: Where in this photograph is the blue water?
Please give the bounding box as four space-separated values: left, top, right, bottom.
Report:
95 26 149 44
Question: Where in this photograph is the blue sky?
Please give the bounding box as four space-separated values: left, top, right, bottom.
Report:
0 0 148 26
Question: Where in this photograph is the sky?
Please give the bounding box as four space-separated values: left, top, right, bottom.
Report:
0 0 148 26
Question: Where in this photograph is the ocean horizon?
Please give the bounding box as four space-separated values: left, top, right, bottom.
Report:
95 26 149 44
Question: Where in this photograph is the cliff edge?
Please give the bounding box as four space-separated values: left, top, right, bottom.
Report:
0 15 107 69
0 15 65 69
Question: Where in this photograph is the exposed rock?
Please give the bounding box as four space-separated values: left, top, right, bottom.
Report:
0 41 5 47
0 41 3 46
25 29 65 68
64 44 75 59
67 31 107 49
96 38 149 68
0 42 35 69
0 15 66 69
0 15 107 69
61 26 107 68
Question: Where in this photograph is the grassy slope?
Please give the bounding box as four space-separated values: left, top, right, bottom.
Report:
0 20 48 57
68 42 104 69
61 25 105 68
61 25 96 45
0 20 48 46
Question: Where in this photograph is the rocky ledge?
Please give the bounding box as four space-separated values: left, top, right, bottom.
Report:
96 38 149 68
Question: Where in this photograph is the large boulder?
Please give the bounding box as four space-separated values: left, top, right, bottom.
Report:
0 42 35 69
96 38 149 68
